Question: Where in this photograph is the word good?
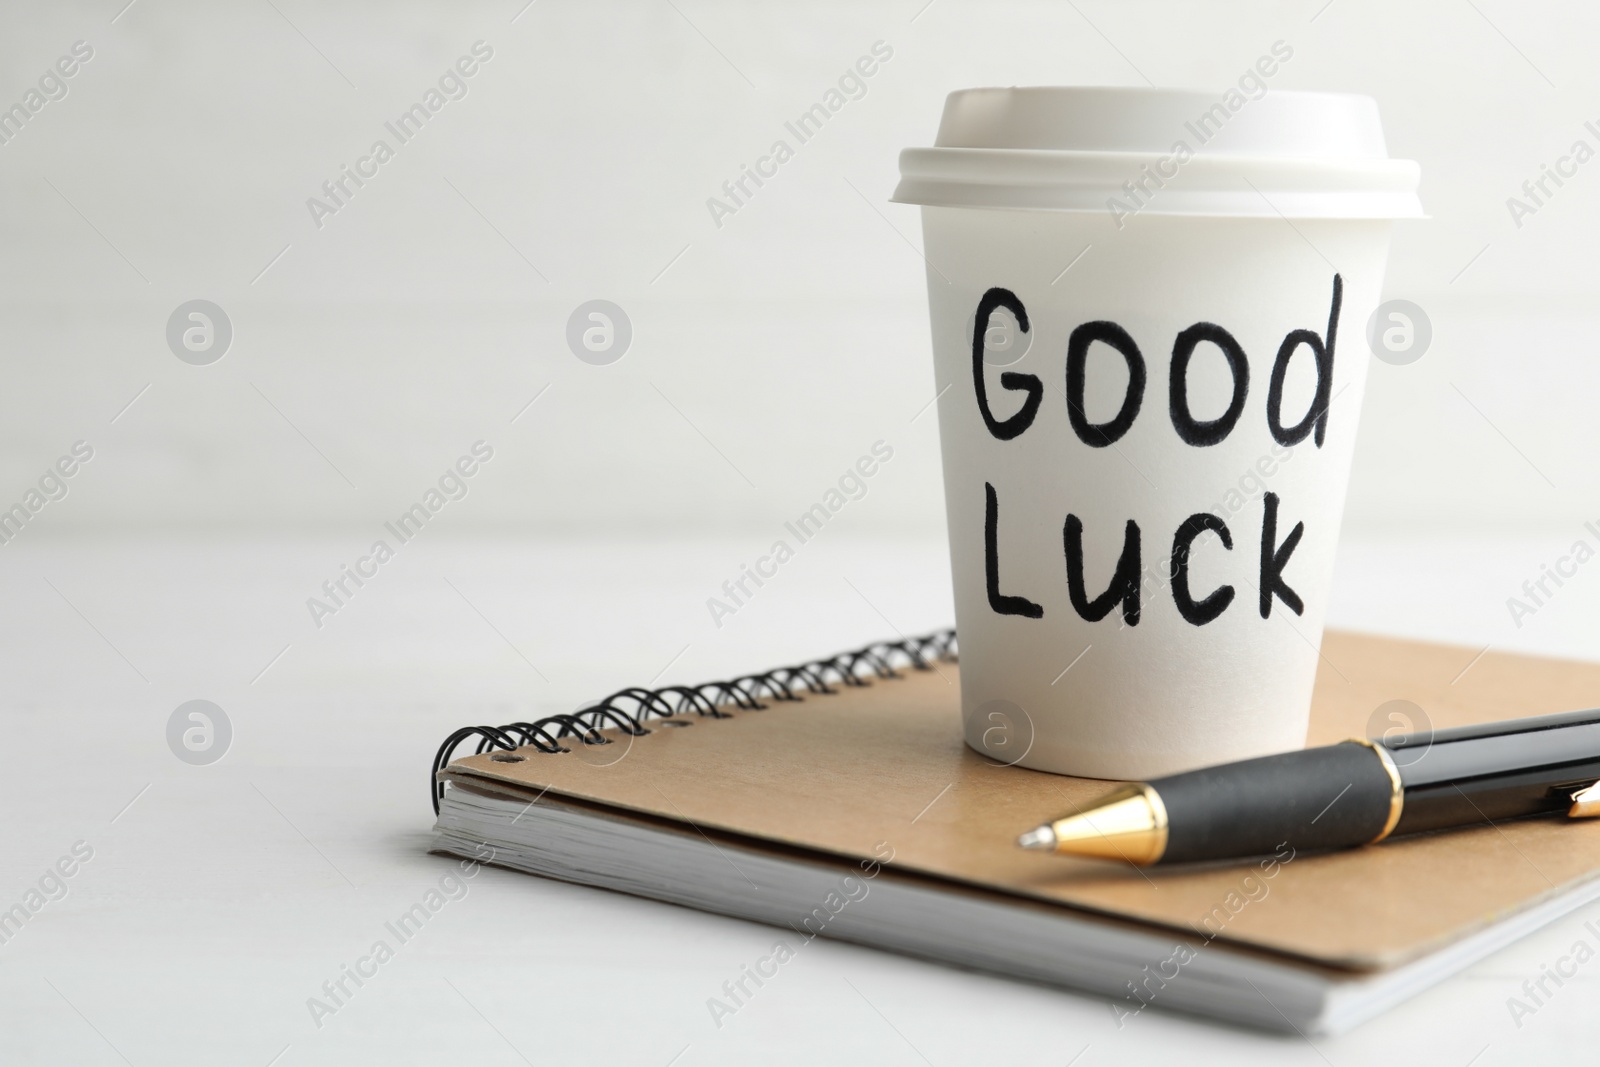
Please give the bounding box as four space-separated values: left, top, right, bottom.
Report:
978 276 1341 628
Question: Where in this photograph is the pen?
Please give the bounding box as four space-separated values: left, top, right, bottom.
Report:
1017 706 1600 865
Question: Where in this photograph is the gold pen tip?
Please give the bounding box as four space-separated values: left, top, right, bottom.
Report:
1021 784 1171 865
1017 826 1057 851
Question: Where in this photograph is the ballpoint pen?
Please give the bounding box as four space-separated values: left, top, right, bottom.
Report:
1018 706 1600 865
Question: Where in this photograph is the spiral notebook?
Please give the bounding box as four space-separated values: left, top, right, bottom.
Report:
430 629 1600 1035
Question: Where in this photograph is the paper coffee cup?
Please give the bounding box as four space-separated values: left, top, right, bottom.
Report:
894 87 1422 779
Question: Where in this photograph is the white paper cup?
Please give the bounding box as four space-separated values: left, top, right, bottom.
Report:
894 88 1422 779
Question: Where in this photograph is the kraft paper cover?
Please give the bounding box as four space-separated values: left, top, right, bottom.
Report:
442 632 1600 970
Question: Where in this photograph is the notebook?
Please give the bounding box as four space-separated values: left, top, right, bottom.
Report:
429 629 1600 1034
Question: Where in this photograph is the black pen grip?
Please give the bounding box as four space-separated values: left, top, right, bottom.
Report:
1153 741 1394 864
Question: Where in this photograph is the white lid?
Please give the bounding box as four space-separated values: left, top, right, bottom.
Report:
894 87 1423 218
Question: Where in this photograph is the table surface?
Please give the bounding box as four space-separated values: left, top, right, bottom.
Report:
3 532 1597 1066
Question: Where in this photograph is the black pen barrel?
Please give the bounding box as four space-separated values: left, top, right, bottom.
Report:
1046 708 1600 866
1389 708 1600 834
1152 741 1396 865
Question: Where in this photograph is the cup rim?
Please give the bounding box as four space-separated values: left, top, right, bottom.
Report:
897 85 1423 218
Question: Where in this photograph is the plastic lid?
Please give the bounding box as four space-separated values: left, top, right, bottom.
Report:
894 87 1423 218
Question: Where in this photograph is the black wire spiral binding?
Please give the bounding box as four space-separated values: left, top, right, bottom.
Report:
431 629 957 812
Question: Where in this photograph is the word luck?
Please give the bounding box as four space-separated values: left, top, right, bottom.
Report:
977 276 1342 628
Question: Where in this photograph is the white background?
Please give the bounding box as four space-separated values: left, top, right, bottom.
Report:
2 0 1598 539
3 1 1600 1064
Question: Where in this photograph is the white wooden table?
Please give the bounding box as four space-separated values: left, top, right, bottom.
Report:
1 533 1593 1066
